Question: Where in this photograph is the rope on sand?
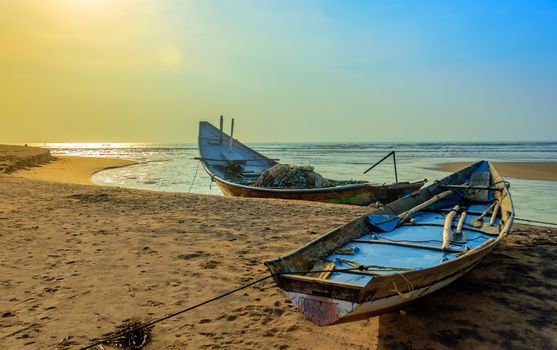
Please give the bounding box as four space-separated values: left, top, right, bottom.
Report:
515 217 557 226
80 275 273 349
80 265 370 350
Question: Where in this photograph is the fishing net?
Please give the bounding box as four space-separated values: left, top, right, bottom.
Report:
253 164 332 189
92 319 152 349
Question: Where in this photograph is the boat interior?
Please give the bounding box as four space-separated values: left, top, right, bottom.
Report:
289 161 512 286
320 203 501 286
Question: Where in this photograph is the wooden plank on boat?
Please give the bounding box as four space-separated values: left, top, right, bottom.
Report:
439 184 503 192
472 238 495 251
318 261 336 279
351 238 465 253
467 171 491 201
479 222 501 236
282 274 363 288
306 261 336 279
422 208 486 216
401 222 500 236
333 268 386 277
194 156 278 162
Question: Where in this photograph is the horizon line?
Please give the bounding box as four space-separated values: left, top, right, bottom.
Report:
5 139 557 146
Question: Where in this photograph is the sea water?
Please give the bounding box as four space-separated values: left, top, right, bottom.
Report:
41 141 557 225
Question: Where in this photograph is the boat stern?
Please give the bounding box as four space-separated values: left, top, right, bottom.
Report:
284 291 357 326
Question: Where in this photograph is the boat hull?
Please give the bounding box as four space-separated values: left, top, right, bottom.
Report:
214 177 425 206
284 252 487 326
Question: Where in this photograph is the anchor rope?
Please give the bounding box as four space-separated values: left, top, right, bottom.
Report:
515 217 557 226
188 160 201 193
80 265 371 350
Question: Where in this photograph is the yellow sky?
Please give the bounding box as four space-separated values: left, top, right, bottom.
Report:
1 1 191 142
1 1 555 142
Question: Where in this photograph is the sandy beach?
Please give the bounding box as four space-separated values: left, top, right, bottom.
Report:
11 156 137 186
1 147 556 349
0 145 53 174
427 161 557 182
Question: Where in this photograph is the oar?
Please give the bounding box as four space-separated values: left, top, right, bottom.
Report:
369 190 455 232
489 200 501 226
442 205 459 250
470 201 497 228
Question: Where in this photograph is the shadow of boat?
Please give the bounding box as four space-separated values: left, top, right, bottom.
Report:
375 223 557 350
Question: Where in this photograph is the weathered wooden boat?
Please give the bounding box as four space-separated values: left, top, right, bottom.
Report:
197 119 425 205
265 160 513 325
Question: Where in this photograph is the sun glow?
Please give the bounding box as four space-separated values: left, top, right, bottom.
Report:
56 0 136 20
159 45 183 70
63 0 109 10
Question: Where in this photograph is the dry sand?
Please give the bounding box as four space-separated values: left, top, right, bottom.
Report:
0 145 53 173
1 146 556 349
427 161 557 181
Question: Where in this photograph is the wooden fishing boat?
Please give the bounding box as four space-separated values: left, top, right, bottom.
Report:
265 160 513 325
197 119 425 205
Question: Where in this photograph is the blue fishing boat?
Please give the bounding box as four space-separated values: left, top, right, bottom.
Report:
265 161 514 325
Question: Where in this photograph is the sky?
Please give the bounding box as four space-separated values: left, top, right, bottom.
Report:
0 0 556 143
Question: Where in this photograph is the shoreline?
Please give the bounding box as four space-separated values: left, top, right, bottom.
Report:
10 155 137 185
423 161 557 182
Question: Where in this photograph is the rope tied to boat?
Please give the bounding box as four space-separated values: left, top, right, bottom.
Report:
188 160 201 193
334 247 359 255
389 273 414 299
337 258 415 271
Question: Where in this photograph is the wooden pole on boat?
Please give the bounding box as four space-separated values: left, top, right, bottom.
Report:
489 200 501 226
454 211 467 242
219 115 224 144
369 189 455 232
398 190 454 225
470 201 497 227
393 151 398 183
229 118 235 151
455 212 467 235
442 205 459 250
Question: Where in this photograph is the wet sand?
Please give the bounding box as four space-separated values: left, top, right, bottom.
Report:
427 161 557 181
1 145 555 349
11 156 136 185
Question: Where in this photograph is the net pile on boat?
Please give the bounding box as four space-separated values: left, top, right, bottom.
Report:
253 164 333 188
